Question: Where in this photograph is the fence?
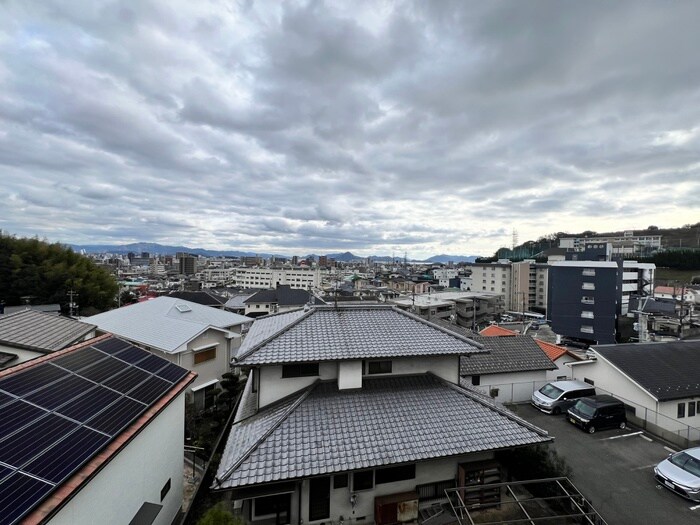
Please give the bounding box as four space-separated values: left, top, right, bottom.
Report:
473 379 700 449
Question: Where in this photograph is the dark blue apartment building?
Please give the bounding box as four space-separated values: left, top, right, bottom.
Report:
547 260 623 345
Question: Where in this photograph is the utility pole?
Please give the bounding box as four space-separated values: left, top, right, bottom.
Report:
67 288 79 318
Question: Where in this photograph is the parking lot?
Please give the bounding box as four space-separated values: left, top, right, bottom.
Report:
513 403 700 524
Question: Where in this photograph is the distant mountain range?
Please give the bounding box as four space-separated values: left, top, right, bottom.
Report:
69 243 481 264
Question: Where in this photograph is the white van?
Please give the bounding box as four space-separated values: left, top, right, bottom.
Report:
531 380 596 415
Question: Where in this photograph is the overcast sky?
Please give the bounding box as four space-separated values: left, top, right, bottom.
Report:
1 1 699 258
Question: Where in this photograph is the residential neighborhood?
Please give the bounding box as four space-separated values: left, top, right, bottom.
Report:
3 3 700 524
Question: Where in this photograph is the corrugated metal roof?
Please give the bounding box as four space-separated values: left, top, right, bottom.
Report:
214 374 550 489
0 310 96 353
86 297 253 354
235 305 485 365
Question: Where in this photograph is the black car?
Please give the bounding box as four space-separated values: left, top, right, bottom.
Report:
567 395 627 433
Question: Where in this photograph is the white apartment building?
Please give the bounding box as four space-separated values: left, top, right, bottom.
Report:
234 267 322 289
621 261 655 315
468 261 513 309
511 260 548 313
559 231 662 255
198 267 236 285
468 260 548 314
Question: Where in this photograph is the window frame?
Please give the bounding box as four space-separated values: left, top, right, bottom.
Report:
281 363 320 378
367 360 392 375
193 347 217 365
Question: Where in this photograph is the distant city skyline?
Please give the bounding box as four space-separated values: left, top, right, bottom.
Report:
2 2 699 260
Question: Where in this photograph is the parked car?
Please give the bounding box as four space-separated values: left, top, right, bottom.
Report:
654 447 700 502
531 380 596 415
567 395 627 433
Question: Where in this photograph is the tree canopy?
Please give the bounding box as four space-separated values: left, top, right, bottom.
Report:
0 234 118 314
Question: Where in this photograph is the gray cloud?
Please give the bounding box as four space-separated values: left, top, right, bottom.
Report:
0 0 698 258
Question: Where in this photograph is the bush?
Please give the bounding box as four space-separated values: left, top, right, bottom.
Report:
196 503 243 525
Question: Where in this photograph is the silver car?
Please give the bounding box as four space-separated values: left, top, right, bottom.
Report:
654 447 700 501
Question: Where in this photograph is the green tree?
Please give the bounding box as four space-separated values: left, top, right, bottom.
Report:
196 503 242 525
0 233 118 313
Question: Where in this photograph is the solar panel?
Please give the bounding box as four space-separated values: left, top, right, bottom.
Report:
80 357 129 384
53 347 107 372
0 464 13 483
23 427 110 483
86 396 147 436
0 364 69 396
92 337 131 354
0 390 15 409
103 367 150 394
155 362 189 383
0 414 78 466
134 353 170 374
0 336 191 523
56 386 121 423
127 375 172 405
25 375 95 411
0 472 54 525
113 345 149 365
0 401 48 440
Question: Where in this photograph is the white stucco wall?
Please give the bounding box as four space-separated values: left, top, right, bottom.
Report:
296 453 494 524
371 355 459 384
49 392 185 525
0 343 43 368
545 357 578 381
463 370 548 403
258 362 337 407
180 328 231 391
338 360 363 390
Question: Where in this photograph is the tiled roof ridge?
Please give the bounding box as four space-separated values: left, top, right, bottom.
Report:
428 372 550 438
215 379 320 486
235 308 314 362
388 307 485 350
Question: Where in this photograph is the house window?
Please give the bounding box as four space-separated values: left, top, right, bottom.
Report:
678 403 686 418
471 375 481 386
584 378 594 386
581 311 594 319
334 474 348 489
375 464 415 485
193 347 216 364
353 470 374 491
160 478 171 501
253 494 291 520
367 360 392 375
582 282 595 290
690 402 697 418
282 363 319 378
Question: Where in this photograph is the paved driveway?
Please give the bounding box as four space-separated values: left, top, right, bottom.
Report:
513 403 700 524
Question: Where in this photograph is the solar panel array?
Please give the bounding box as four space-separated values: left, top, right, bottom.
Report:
0 337 190 525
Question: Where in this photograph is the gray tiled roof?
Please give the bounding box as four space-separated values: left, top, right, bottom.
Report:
594 340 700 401
214 374 550 489
0 310 96 353
86 297 252 353
235 305 485 365
460 334 556 376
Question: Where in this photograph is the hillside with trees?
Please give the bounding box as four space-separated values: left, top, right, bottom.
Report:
484 223 700 270
0 234 118 315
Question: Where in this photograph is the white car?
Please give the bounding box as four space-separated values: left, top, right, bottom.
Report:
655 447 700 501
